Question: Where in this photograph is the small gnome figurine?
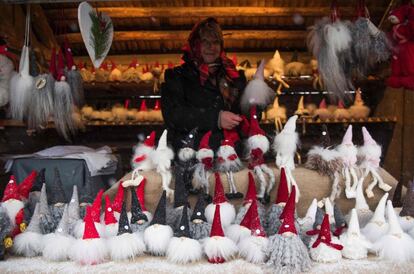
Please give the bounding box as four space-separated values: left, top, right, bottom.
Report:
48 168 68 226
69 206 108 265
143 191 173 256
303 206 325 247
265 188 311 272
361 192 389 243
399 179 414 232
136 99 149 122
314 99 333 120
175 127 198 193
130 185 149 233
226 197 258 244
298 198 318 239
346 178 373 228
108 60 122 81
189 192 212 240
1 176 25 237
107 202 145 261
205 173 236 228
74 190 105 239
122 59 140 82
131 131 156 171
135 178 152 222
349 88 370 119
339 208 372 260
333 100 351 120
194 131 214 199
309 214 343 263
111 182 124 220
103 195 118 238
203 204 238 264
216 129 243 199
167 205 203 264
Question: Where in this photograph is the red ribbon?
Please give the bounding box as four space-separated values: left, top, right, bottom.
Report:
312 238 343 251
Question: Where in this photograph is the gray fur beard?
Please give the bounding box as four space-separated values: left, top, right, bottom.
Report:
131 222 150 233
39 212 57 234
189 221 212 240
53 81 77 141
66 69 85 108
372 31 391 63
234 202 266 225
166 205 193 231
265 234 312 273
265 205 300 237
27 74 54 130
305 154 342 178
49 205 65 231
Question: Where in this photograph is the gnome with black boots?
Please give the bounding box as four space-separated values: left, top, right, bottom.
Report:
48 167 68 226
194 131 214 200
143 191 173 256
399 179 414 232
0 205 12 260
216 129 243 199
189 192 211 240
130 185 149 233
175 127 198 193
107 202 145 261
167 205 203 264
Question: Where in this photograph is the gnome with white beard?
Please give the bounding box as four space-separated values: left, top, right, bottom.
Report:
273 115 300 201
175 127 198 193
194 131 214 200
0 44 15 107
216 129 243 199
361 192 389 243
1 176 25 237
131 131 156 171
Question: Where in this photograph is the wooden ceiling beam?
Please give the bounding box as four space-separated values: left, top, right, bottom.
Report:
59 30 308 44
46 6 384 20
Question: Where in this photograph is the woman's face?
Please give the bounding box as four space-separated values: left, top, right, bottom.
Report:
200 34 221 64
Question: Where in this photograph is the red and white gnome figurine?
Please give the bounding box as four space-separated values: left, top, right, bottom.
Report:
247 106 275 203
194 131 214 199
131 131 156 171
1 176 25 237
103 195 118 238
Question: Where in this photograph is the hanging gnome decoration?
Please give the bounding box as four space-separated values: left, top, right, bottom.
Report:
1 176 25 237
0 43 15 107
205 173 236 228
216 129 243 199
247 106 275 203
399 179 414 232
194 131 214 199
167 205 203 264
203 205 238 264
175 127 198 193
361 192 389 243
309 214 343 263
131 131 156 171
143 191 173 256
64 39 85 108
189 192 212 240
69 206 108 265
358 126 391 198
103 195 118 237
265 186 311 272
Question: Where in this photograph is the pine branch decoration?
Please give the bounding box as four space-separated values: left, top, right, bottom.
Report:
89 10 112 60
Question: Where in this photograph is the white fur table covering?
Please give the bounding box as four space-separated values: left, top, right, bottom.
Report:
0 255 413 274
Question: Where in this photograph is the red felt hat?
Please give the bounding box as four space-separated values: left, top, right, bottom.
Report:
213 173 227 204
312 214 343 250
221 129 239 147
248 106 265 137
278 207 297 235
129 59 138 68
275 168 289 205
18 170 37 199
210 204 225 237
135 178 147 211
279 185 296 220
248 200 266 237
231 54 238 66
104 195 117 225
337 100 345 109
112 183 124 213
83 206 100 240
319 98 327 109
49 48 57 79
244 172 257 204
153 99 161 111
167 61 174 69
64 38 75 69
199 131 212 150
144 131 156 147
57 49 66 81
110 59 117 69
0 44 17 61
1 175 21 202
139 99 148 112
91 189 104 223
239 199 253 228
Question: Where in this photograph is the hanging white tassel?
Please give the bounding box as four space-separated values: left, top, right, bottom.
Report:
0 55 14 107
28 74 54 130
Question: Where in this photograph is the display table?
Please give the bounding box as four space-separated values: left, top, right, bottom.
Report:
105 164 399 216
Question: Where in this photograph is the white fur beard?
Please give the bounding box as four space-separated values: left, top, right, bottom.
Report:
107 232 146 260
225 224 252 244
216 146 243 172
398 216 414 232
336 144 357 166
241 78 274 114
339 234 371 260
105 223 118 238
196 148 214 161
373 233 414 262
203 236 238 262
42 233 75 261
2 199 24 226
358 144 381 167
273 132 298 163
12 231 44 257
73 221 106 239
238 236 269 264
178 148 195 161
310 241 342 263
248 135 269 154
361 222 388 243
143 224 173 256
205 202 236 227
152 147 174 172
131 145 155 170
166 237 203 264
9 73 33 120
69 238 108 265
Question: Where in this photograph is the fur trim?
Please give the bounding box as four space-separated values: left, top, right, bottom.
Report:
166 237 203 264
203 236 238 262
143 224 173 256
225 224 251 244
339 233 371 260
12 231 44 257
247 135 269 154
42 233 75 261
152 146 174 173
205 202 235 228
273 131 299 169
69 238 108 265
216 145 243 172
238 236 269 264
108 232 146 260
105 223 118 238
399 216 414 232
336 144 357 167
178 147 195 162
361 222 389 243
196 148 214 161
309 239 342 263
266 234 311 272
306 147 342 178
373 233 414 262
357 144 381 169
240 78 274 115
131 144 155 171
189 221 212 240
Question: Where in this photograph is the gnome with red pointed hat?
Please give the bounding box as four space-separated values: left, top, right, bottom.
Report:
122 59 140 82
205 173 236 228
103 195 118 237
203 204 238 264
136 99 149 122
64 39 85 107
194 131 214 200
265 186 311 272
1 176 25 237
246 106 275 203
131 130 156 171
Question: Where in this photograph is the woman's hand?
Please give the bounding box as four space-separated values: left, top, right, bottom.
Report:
219 111 243 130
